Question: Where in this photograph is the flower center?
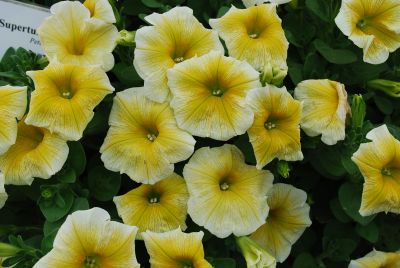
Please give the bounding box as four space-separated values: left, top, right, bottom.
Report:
174 56 185 63
249 33 258 39
83 255 100 268
382 167 392 176
356 17 370 29
220 182 230 191
148 192 160 204
60 88 72 99
147 133 157 142
264 121 276 130
181 260 194 268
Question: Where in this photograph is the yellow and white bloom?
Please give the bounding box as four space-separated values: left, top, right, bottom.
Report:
26 62 114 141
349 249 400 268
114 173 189 239
335 0 400 64
142 228 212 268
247 86 302 169
236 236 277 268
33 207 140 268
352 125 400 216
251 183 311 263
168 51 260 141
294 79 350 145
38 1 118 71
101 88 196 184
183 144 274 238
242 0 291 7
134 6 223 103
83 0 116 24
0 85 27 155
210 4 288 71
0 119 69 186
0 173 7 209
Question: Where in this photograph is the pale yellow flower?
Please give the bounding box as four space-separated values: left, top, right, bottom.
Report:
335 0 400 64
114 173 189 239
247 86 302 169
101 88 196 184
242 0 291 7
349 249 400 268
38 1 118 71
251 183 311 263
26 62 114 141
0 119 69 186
183 144 273 238
0 85 27 155
83 0 116 23
142 228 212 268
209 4 288 71
134 6 223 103
0 173 7 209
33 207 140 268
294 79 350 145
168 51 260 141
352 125 400 216
236 236 277 268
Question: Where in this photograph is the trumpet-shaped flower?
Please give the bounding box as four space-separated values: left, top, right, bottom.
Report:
352 125 400 216
83 0 116 23
168 51 260 141
183 144 274 238
101 88 196 184
247 86 302 169
33 207 140 268
0 85 27 155
242 0 291 7
294 79 350 145
236 236 277 268
114 173 189 239
251 183 311 262
0 119 69 185
349 249 400 268
134 6 223 103
0 173 7 209
26 62 114 141
210 4 288 71
142 228 212 268
335 0 400 64
38 1 118 71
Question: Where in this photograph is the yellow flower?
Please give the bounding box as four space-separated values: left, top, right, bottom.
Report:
134 6 223 103
33 207 140 268
0 85 27 155
26 62 114 141
83 0 115 23
168 51 260 141
183 144 273 238
294 79 350 145
114 173 189 239
236 236 277 268
242 0 291 7
0 173 7 209
142 228 212 268
250 183 311 263
247 85 302 169
38 1 118 71
335 0 400 64
349 249 400 268
0 119 69 186
100 88 196 184
209 4 288 71
352 125 400 216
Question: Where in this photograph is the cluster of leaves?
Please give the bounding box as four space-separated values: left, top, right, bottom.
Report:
1 0 400 267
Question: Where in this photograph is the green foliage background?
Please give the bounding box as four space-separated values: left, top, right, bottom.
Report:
1 0 400 267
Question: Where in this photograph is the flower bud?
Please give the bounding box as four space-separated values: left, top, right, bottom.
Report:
0 243 21 257
277 160 290 179
236 236 276 268
351 94 366 129
367 79 400 98
116 30 136 46
260 63 287 87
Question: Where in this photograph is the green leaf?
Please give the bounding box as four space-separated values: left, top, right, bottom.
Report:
374 95 394 115
69 197 90 213
141 0 163 8
305 0 330 22
329 198 351 223
356 222 379 243
112 62 142 87
88 166 121 202
293 253 318 268
208 258 236 268
57 168 76 184
313 39 357 64
66 141 86 177
288 61 303 85
338 182 375 225
39 188 74 222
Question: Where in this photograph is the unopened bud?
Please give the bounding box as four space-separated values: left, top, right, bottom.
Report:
0 243 21 257
277 161 290 179
260 63 287 87
236 236 276 268
367 79 400 98
116 30 136 46
351 94 366 129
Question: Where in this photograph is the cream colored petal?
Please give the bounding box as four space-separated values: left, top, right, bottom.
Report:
114 173 189 238
142 228 212 268
0 85 27 154
0 173 7 209
168 51 259 141
84 0 116 23
365 125 396 164
349 250 400 268
184 145 273 238
251 183 311 262
26 63 114 141
0 121 69 185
